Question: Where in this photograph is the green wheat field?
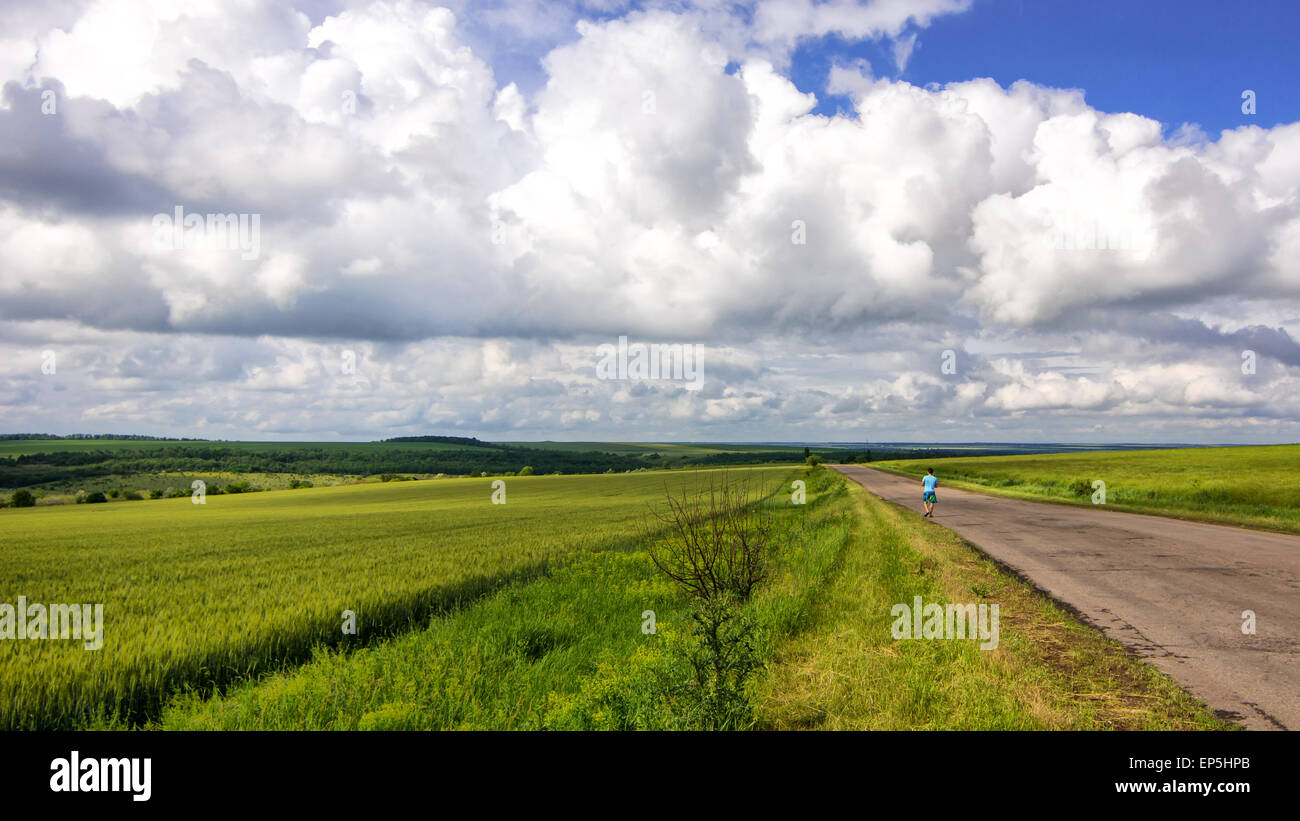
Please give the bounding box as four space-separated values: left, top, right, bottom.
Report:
873 444 1300 534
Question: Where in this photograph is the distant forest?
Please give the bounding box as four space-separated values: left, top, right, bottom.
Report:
0 435 1005 490
0 433 211 441
0 444 634 487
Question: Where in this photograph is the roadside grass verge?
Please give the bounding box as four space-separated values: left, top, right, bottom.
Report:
871 444 1300 535
755 478 1232 730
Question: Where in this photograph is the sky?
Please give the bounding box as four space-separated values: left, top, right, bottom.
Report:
803 0 1300 133
1 0 1299 443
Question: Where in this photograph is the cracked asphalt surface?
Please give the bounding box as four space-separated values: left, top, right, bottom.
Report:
834 464 1300 730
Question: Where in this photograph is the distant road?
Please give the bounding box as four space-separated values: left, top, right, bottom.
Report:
834 464 1300 730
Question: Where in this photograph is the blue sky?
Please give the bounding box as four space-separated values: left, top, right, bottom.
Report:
473 0 1300 138
797 0 1300 134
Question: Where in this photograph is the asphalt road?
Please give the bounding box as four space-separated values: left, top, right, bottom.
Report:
834 464 1300 730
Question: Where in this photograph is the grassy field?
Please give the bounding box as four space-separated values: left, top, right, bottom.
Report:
8 471 363 505
871 444 1300 534
152 468 1224 731
3 460 1232 731
0 468 789 730
154 465 850 729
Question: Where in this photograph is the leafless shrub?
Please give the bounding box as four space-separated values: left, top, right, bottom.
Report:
645 472 770 603
640 472 776 729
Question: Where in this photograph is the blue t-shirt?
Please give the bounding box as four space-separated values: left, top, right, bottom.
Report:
923 475 937 492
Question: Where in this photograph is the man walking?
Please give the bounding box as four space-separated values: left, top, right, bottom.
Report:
922 468 938 517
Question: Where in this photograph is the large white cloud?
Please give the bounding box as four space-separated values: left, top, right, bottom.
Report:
2 0 1299 440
